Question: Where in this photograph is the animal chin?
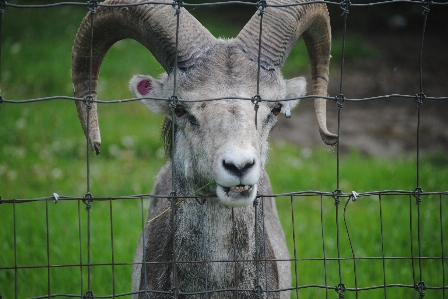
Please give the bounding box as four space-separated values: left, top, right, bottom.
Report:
215 184 257 207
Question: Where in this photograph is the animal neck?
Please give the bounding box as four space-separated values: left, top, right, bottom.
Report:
172 198 260 293
175 199 257 252
143 160 277 295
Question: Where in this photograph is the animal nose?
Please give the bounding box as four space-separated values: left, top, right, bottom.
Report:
222 158 255 178
215 145 260 186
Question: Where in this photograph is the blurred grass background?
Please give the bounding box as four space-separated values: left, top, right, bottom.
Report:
0 1 447 299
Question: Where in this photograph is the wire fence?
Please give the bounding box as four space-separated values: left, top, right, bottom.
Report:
0 0 447 298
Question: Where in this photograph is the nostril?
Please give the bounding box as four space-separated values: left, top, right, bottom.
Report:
222 160 239 176
241 160 255 173
222 159 255 177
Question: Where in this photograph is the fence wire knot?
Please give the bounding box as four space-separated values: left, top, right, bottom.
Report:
340 0 351 16
86 0 98 14
421 0 431 15
169 95 179 112
253 285 263 297
335 94 345 110
252 95 261 111
415 93 425 109
172 0 183 16
169 287 177 297
169 191 178 208
414 187 423 204
415 281 427 297
350 191 359 202
83 192 93 210
53 193 60 204
335 283 346 298
83 95 95 111
256 0 267 16
253 197 259 207
333 189 343 205
252 95 261 129
82 290 94 299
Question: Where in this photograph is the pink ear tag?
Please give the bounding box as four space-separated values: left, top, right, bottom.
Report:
137 79 152 95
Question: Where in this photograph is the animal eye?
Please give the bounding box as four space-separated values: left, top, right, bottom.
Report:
271 103 282 116
174 105 187 117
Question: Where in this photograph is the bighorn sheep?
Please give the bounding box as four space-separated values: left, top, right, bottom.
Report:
72 0 336 297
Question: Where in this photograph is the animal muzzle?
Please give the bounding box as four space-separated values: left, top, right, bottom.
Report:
213 144 261 207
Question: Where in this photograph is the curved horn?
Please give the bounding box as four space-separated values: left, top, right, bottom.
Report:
72 0 216 154
236 0 337 146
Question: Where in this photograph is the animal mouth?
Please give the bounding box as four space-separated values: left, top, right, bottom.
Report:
224 184 252 194
215 184 257 207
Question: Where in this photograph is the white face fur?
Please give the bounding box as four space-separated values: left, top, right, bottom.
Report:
129 71 306 207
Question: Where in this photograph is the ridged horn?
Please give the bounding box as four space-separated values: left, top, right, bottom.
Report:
236 0 338 146
72 0 216 154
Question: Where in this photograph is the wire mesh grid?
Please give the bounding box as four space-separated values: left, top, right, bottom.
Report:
0 0 447 298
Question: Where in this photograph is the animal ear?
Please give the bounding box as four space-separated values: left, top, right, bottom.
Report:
129 74 170 114
285 77 306 101
281 77 306 117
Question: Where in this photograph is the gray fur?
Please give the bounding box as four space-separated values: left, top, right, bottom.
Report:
132 162 291 298
128 40 302 298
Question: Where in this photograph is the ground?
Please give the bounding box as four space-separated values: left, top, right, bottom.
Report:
273 32 448 156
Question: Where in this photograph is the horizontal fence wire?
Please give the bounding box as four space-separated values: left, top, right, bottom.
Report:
0 0 447 299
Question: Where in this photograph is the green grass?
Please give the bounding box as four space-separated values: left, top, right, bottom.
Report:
1 3 446 299
268 142 448 298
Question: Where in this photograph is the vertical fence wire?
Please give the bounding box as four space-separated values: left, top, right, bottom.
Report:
335 0 349 197
290 195 299 298
13 200 18 299
77 200 84 297
379 194 387 299
140 196 148 299
253 1 267 297
333 2 349 296
343 196 358 299
109 199 116 298
409 195 417 297
231 208 239 298
260 197 269 298
440 194 446 299
253 198 262 298
84 2 98 296
334 196 344 298
85 2 96 198
252 0 266 129
84 199 93 297
45 200 51 297
320 194 329 299
200 201 209 299
170 2 183 296
414 2 431 297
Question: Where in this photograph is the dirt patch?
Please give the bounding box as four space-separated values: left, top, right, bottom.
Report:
273 32 448 156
